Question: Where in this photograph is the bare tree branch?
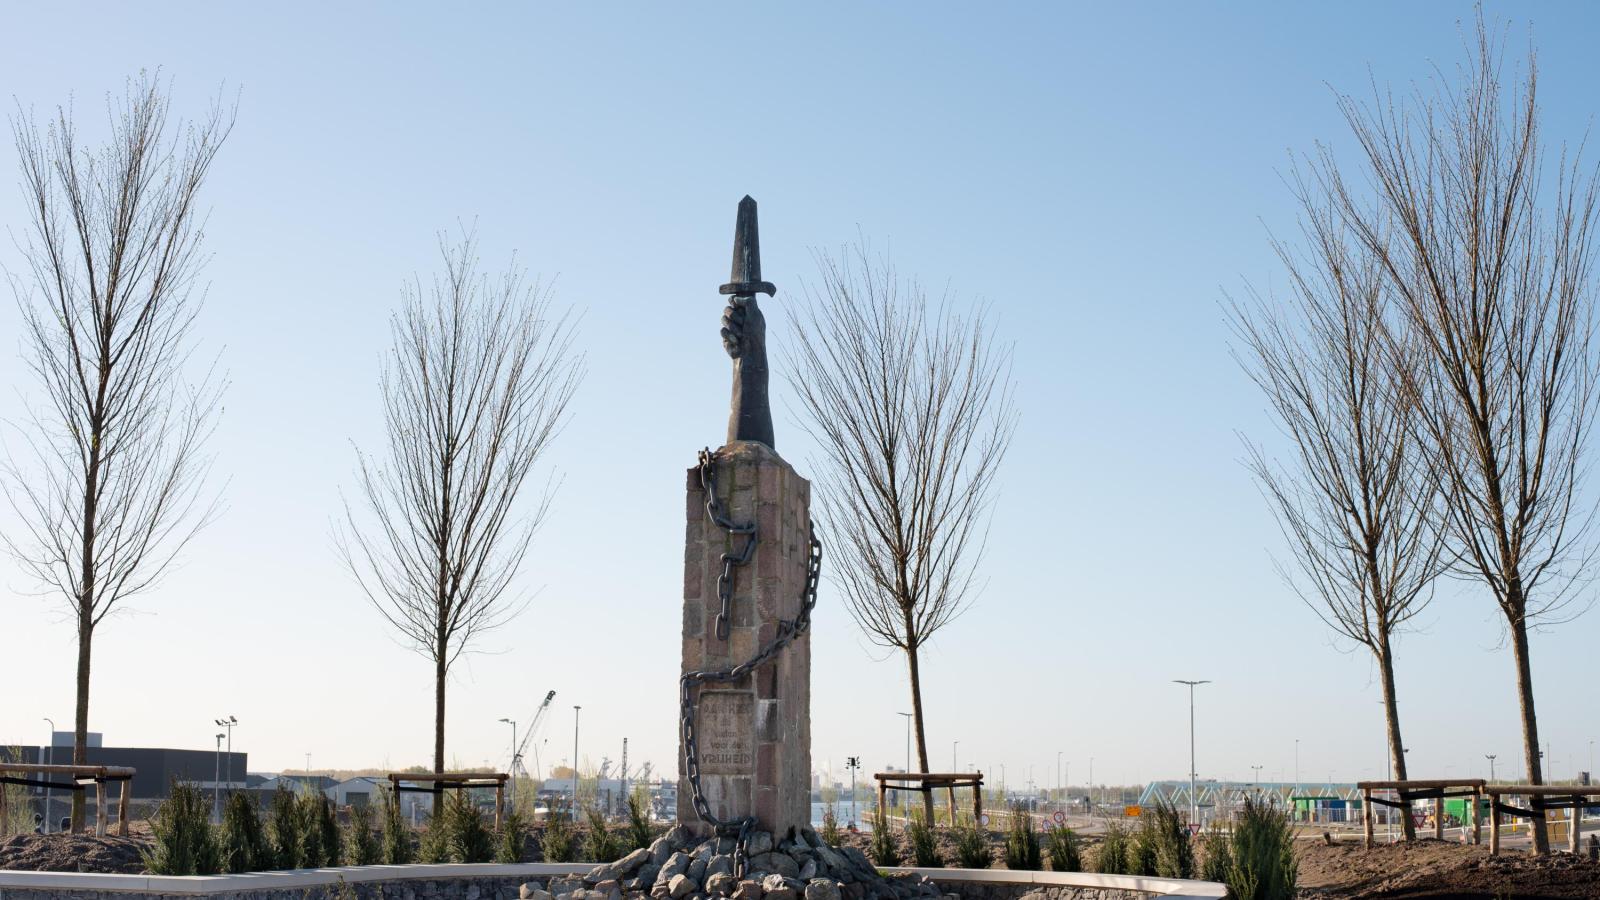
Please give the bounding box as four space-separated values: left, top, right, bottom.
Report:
335 231 583 774
1324 14 1600 852
2 72 230 830
1229 170 1446 840
785 243 1015 822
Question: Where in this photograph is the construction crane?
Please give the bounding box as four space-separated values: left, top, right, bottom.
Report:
512 690 557 784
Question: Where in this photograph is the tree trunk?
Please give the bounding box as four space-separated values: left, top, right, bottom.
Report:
1376 634 1415 840
904 636 935 825
1509 615 1549 853
433 641 447 775
71 622 91 832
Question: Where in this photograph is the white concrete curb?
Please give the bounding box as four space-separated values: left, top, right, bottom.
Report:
889 867 1228 899
0 863 593 894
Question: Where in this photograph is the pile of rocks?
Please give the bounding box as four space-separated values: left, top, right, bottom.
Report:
521 826 948 900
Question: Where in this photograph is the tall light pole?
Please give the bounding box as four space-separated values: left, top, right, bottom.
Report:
1294 738 1299 786
1485 754 1497 782
1056 751 1063 811
896 712 912 813
952 740 959 773
41 717 55 832
846 756 860 828
572 705 582 813
213 733 225 823
1174 679 1210 827
1089 757 1095 810
215 716 237 807
499 718 517 808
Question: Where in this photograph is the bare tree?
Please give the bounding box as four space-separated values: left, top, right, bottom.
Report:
3 76 230 831
787 245 1015 823
337 234 581 774
1330 21 1599 853
1230 189 1445 839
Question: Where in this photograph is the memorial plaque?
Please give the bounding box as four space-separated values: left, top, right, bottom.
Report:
698 690 755 774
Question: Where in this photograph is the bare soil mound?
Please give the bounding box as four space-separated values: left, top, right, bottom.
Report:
1297 839 1600 899
0 832 152 874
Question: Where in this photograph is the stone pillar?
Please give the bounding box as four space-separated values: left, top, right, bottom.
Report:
679 440 812 840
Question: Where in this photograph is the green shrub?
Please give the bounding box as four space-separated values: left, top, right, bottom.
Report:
267 787 303 869
820 805 842 848
625 792 654 851
950 821 991 869
143 780 220 875
378 786 413 864
867 805 901 866
445 791 495 863
907 812 942 867
418 801 451 863
498 809 529 863
1199 825 1232 884
583 806 621 862
1144 800 1193 879
296 792 339 867
1003 805 1042 870
1045 825 1080 872
219 792 268 873
1094 823 1130 874
541 807 577 863
345 801 380 866
1226 797 1297 900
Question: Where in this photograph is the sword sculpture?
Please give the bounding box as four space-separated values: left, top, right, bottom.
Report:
719 196 777 448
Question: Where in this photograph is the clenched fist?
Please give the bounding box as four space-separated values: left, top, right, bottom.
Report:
721 295 766 360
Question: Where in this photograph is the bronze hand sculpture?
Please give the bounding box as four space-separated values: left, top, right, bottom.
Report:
719 196 776 448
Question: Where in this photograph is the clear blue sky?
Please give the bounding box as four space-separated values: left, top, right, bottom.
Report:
2 2 1598 788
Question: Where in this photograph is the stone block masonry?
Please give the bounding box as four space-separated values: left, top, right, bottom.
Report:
679 440 812 840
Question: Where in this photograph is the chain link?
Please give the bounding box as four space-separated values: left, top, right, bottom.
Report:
682 447 823 878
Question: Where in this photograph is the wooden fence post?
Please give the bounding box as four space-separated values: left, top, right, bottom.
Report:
1570 800 1582 855
118 779 130 836
95 779 107 837
1489 791 1500 855
1472 787 1482 846
1434 796 1444 840
1362 788 1373 849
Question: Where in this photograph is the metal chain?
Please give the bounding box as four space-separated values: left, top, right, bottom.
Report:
681 447 823 878
698 449 758 640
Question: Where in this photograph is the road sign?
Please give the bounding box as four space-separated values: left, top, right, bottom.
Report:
1124 805 1142 817
1052 811 1066 825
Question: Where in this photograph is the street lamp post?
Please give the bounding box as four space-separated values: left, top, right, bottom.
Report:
499 718 517 808
1485 754 1497 782
896 712 912 814
213 733 225 823
1056 751 1063 812
214 716 237 809
846 756 860 828
1089 757 1094 810
1294 738 1299 786
42 714 54 832
572 706 582 813
1174 679 1210 827
953 740 959 773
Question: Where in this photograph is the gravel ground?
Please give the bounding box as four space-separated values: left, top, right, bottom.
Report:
1296 838 1600 899
0 832 152 874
